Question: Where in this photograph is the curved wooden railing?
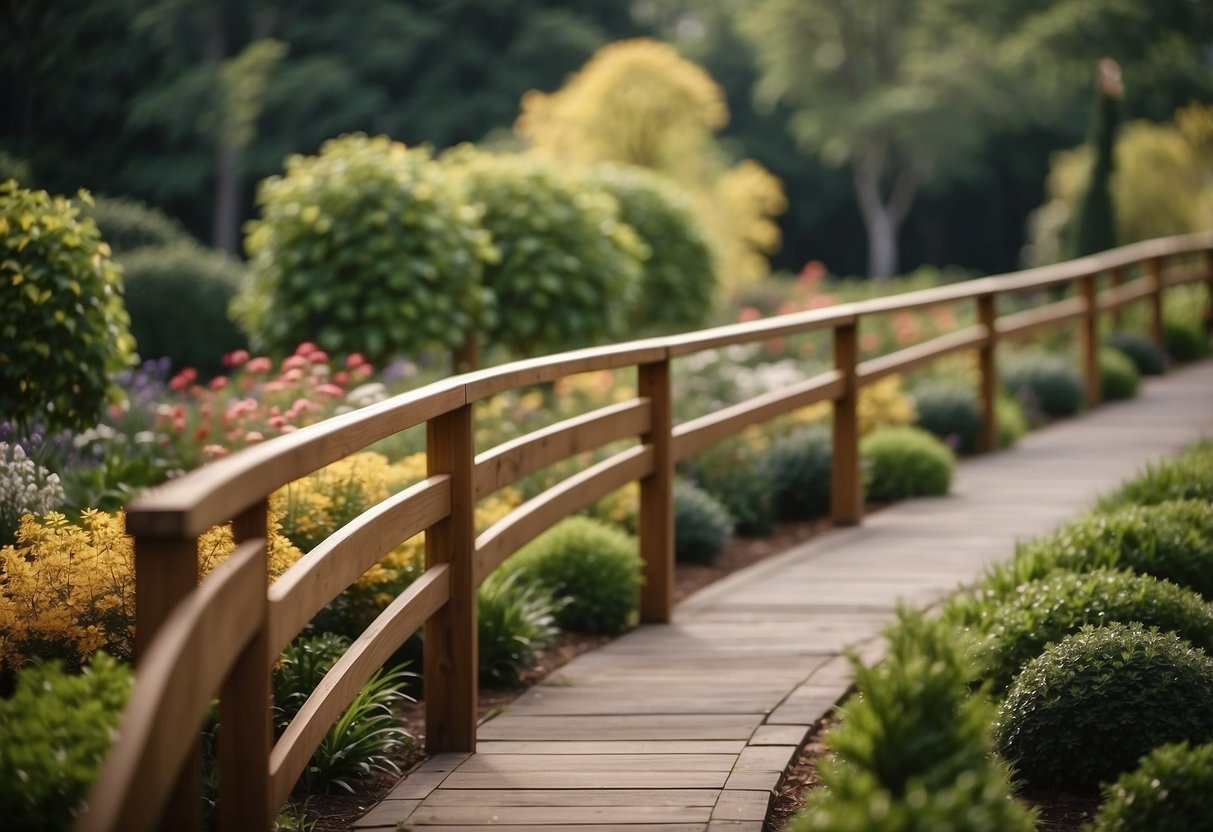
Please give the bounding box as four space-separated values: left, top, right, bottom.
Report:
77 233 1213 831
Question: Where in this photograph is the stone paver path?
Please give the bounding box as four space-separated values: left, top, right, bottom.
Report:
356 361 1213 831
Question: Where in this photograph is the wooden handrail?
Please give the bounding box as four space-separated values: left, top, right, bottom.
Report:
82 231 1213 831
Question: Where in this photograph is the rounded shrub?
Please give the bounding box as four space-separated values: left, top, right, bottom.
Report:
860 426 954 502
238 134 496 363
1001 351 1085 420
1099 346 1140 400
120 242 248 377
1 182 135 433
976 569 1213 692
1105 331 1167 375
762 426 832 521
445 148 643 357
1097 443 1213 511
996 393 1028 448
994 622 1213 793
0 653 132 832
1001 500 1213 601
911 380 982 454
477 570 563 687
501 517 641 634
1163 319 1211 363
1089 741 1213 832
586 163 715 332
82 195 190 255
674 479 734 565
680 437 776 536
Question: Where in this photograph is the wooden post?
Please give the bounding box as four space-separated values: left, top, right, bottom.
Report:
638 359 673 624
1206 250 1213 337
977 293 998 454
425 403 477 753
133 533 203 832
1107 265 1124 329
831 322 862 525
1147 256 1165 349
1079 274 1101 410
219 500 272 832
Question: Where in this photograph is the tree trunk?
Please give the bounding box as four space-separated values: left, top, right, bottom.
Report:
213 138 240 254
864 203 898 279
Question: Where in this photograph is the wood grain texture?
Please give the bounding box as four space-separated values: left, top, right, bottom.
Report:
831 324 861 525
638 360 674 623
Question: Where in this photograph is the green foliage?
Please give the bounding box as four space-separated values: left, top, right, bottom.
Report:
1071 78 1120 258
274 633 414 795
1097 441 1213 511
120 242 248 377
994 623 1213 793
238 134 495 363
1099 346 1140 401
586 163 715 332
0 182 135 433
1089 741 1213 832
0 653 132 831
1105 331 1167 376
502 517 641 635
911 380 982 455
477 570 563 687
1001 351 1085 420
792 610 1035 832
974 569 1213 692
996 394 1028 449
0 153 32 186
673 479 734 566
762 426 833 521
1163 319 1211 363
860 426 954 502
82 195 190 255
681 437 776 536
445 148 642 357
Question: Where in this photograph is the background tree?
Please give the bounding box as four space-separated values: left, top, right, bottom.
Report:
1071 59 1123 258
515 37 785 294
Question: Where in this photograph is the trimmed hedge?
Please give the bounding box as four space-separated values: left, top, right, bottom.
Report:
860 426 954 502
1089 741 1213 832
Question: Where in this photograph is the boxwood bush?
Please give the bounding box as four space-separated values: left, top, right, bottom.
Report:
911 380 982 455
1105 331 1167 375
994 623 1213 793
1099 346 1140 401
1089 741 1213 832
82 195 190 255
501 517 641 634
974 569 1213 692
762 426 833 521
0 653 131 831
1163 319 1211 363
996 393 1028 448
673 479 734 565
860 426 954 502
792 610 1035 832
1096 441 1213 510
1001 351 1085 420
680 437 776 536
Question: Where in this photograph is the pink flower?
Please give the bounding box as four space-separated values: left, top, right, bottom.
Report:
246 356 273 374
169 368 197 391
281 368 304 383
309 350 329 365
223 349 250 367
799 260 827 287
209 376 228 391
334 370 350 385
294 342 319 357
314 383 344 398
282 355 308 371
202 444 229 460
346 353 367 369
268 415 288 429
738 306 761 322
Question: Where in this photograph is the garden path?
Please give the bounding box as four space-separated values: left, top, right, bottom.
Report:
354 360 1213 832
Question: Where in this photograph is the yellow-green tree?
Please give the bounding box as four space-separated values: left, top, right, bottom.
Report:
515 38 785 295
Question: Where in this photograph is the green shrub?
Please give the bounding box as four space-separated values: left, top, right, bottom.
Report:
680 438 776 536
1105 331 1168 375
792 610 1035 832
1001 351 1085 420
82 195 191 255
996 393 1028 448
1089 741 1213 832
501 517 641 634
912 380 982 454
120 242 248 377
477 570 563 687
860 426 954 502
1 182 135 433
1099 346 1141 400
239 134 495 363
1163 319 1211 363
0 653 132 831
273 633 414 794
445 148 643 357
762 426 833 521
1097 441 1213 511
586 163 715 332
994 623 1213 793
673 479 734 565
975 569 1213 692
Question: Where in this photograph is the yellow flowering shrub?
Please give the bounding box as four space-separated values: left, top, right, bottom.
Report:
793 374 916 436
0 499 302 673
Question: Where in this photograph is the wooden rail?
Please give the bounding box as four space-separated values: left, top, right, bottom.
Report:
76 232 1213 831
